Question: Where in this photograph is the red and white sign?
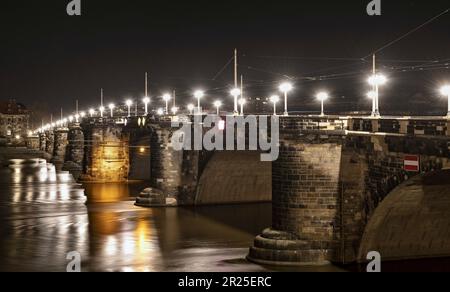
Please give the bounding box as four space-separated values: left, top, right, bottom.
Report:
404 155 420 172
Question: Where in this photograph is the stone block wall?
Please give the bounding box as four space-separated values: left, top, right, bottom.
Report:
80 122 129 182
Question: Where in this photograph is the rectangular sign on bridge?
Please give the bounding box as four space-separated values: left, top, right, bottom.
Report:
404 155 420 172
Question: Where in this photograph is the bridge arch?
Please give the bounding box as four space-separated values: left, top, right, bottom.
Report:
358 169 450 262
194 150 271 205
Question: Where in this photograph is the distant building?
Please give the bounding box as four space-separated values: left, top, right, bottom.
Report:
0 99 30 145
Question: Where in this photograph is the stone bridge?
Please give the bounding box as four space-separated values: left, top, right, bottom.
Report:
25 115 450 265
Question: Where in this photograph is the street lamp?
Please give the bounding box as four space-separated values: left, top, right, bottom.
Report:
194 90 204 115
440 85 450 117
187 104 195 115
157 108 164 116
171 106 179 115
143 97 150 115
99 106 105 118
68 116 74 123
80 111 86 119
316 92 329 117
214 100 222 116
230 88 241 115
89 108 96 118
162 94 171 114
239 98 246 116
270 95 280 116
126 99 133 117
368 74 387 117
108 103 115 118
279 82 293 116
74 114 80 123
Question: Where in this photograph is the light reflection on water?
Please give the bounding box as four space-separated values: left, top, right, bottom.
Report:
0 159 343 272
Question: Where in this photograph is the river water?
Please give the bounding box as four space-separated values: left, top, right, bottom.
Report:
0 159 344 272
3 159 449 272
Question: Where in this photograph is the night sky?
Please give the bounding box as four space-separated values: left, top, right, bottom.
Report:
1 0 450 125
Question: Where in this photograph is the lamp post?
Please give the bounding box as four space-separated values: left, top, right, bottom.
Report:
162 94 171 115
230 88 241 115
187 104 195 115
126 100 133 117
108 103 115 118
89 109 96 118
270 95 280 116
99 106 105 118
368 74 387 117
316 92 329 117
194 90 204 115
239 98 246 116
171 106 179 115
157 108 164 116
279 82 293 116
214 100 222 116
143 97 150 116
440 85 450 117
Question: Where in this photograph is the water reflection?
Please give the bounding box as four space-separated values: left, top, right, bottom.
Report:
0 159 343 272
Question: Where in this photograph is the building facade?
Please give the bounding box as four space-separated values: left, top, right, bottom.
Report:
0 99 30 145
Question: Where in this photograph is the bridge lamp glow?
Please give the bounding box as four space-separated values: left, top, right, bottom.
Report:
187 104 195 115
171 106 179 115
80 111 86 118
440 85 450 117
279 82 293 116
238 98 246 116
68 116 74 123
126 99 133 117
62 118 68 126
368 74 387 86
230 88 241 115
89 108 96 117
316 92 329 117
108 103 115 118
162 94 171 114
157 108 164 116
15 135 21 140
143 97 150 115
270 95 280 116
367 74 387 117
214 100 222 116
367 91 377 99
194 90 204 115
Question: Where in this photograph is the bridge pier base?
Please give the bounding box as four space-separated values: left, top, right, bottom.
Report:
39 132 46 152
63 123 85 179
44 130 54 161
135 123 184 207
248 137 342 266
79 120 129 183
51 127 69 171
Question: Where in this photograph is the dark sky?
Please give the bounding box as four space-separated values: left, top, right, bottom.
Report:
1 0 450 123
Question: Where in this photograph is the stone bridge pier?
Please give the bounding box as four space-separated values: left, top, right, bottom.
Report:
132 117 201 207
44 130 54 161
248 116 450 266
62 122 85 179
79 119 129 183
50 127 69 170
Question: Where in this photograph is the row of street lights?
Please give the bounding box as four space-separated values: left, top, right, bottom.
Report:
35 77 450 134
